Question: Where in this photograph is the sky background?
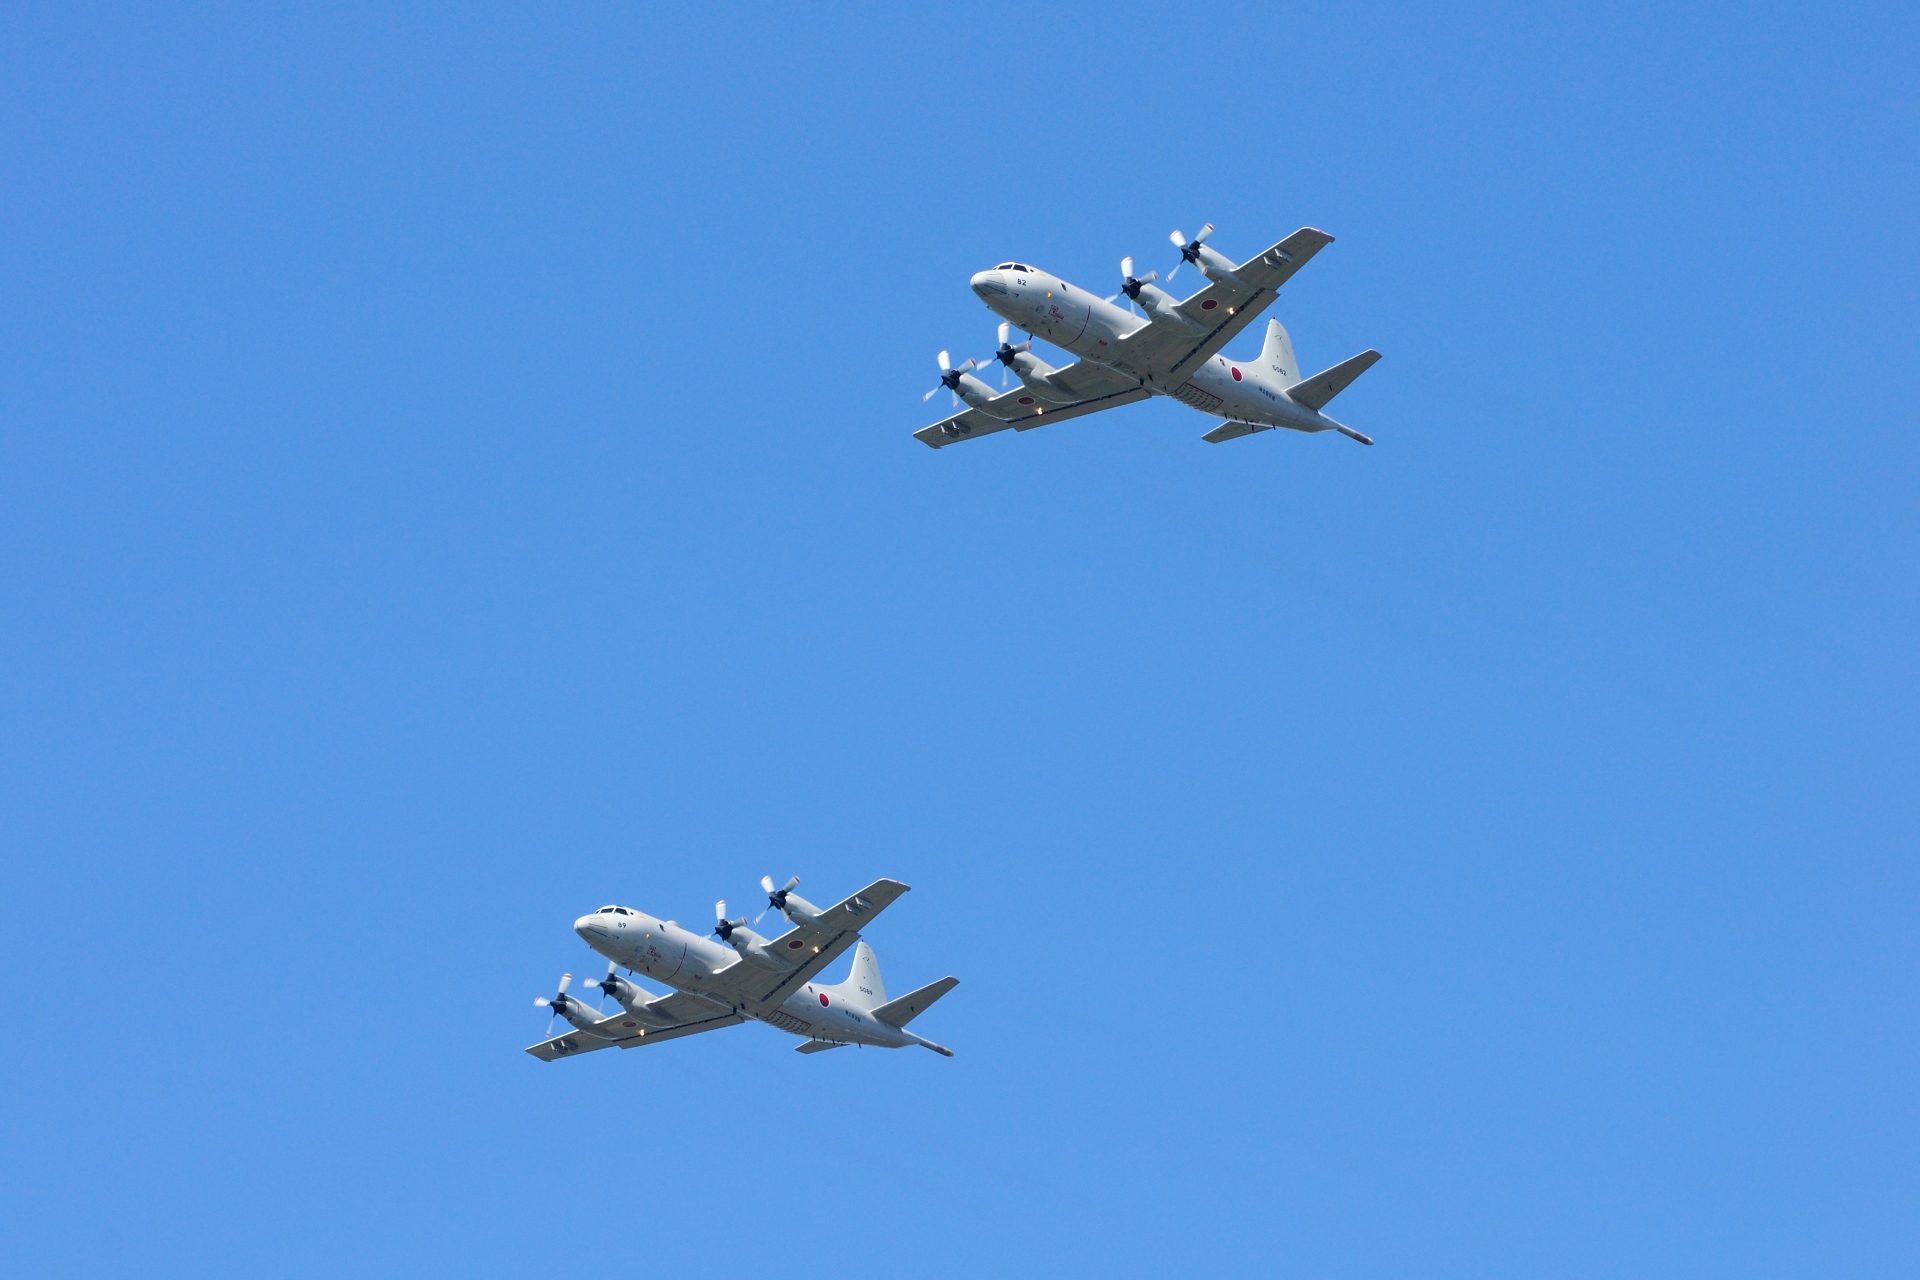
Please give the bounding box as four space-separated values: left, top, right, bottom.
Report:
2 3 1915 1276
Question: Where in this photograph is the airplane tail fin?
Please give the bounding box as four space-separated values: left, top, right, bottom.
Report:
845 941 886 1008
1260 319 1299 385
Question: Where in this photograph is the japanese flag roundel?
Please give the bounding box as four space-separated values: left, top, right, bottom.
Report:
819 993 830 1007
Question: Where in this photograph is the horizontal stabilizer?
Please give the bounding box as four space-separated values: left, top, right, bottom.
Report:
872 976 958 1028
796 1039 847 1054
1286 350 1381 411
1201 420 1272 444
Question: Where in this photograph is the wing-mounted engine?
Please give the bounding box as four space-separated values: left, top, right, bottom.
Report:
922 349 996 410
583 962 679 1024
1110 256 1202 332
533 973 606 1034
758 874 826 928
1168 223 1245 288
712 900 795 971
988 323 1074 402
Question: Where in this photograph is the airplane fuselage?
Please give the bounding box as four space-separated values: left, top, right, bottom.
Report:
968 264 1340 434
571 907 920 1050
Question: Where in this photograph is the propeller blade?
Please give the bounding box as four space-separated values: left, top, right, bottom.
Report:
715 900 727 921
1193 222 1214 244
760 875 777 894
557 973 572 996
1166 262 1181 284
594 961 617 1011
950 391 959 408
1121 255 1135 279
937 349 951 373
923 386 939 401
1140 270 1157 283
1170 229 1187 249
533 996 551 1008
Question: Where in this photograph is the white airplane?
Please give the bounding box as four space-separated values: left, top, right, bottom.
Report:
916 222 1380 449
526 875 957 1061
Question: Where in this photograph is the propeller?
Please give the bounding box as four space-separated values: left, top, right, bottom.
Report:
1103 256 1158 316
582 960 620 1013
533 972 573 1037
990 322 1031 388
755 874 800 925
923 350 986 407
1166 222 1215 284
712 899 746 943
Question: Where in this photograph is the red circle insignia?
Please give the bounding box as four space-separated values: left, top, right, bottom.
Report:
818 993 830 1007
1202 299 1218 310
1018 396 1035 405
1231 367 1242 381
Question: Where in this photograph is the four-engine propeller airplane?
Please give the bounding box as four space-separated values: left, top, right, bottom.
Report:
917 222 1380 449
527 875 957 1061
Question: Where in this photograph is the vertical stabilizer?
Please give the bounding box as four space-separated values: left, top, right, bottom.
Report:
1260 319 1299 385
845 941 886 1007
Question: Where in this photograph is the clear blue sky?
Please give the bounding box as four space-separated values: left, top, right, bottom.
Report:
2 4 1914 1276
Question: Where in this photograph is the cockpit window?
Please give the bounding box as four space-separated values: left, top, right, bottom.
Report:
995 263 1034 273
599 906 616 913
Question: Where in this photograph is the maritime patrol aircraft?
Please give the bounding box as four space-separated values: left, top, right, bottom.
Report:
916 223 1379 449
526 875 957 1061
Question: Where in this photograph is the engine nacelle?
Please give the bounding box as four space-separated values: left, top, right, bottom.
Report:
776 892 827 927
599 975 677 1024
954 371 998 409
1191 243 1244 287
723 926 797 972
551 993 606 1033
1133 282 1203 332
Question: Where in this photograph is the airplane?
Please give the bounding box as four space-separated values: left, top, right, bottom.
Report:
525 875 957 1061
916 222 1380 449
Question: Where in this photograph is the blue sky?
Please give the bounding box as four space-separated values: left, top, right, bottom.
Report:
1 3 1914 1275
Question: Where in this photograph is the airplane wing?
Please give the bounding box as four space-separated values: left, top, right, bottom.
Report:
1113 228 1335 388
524 993 743 1061
704 879 912 1010
916 366 1150 448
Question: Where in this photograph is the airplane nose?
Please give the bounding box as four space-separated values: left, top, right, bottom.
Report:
574 915 595 937
970 270 994 295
